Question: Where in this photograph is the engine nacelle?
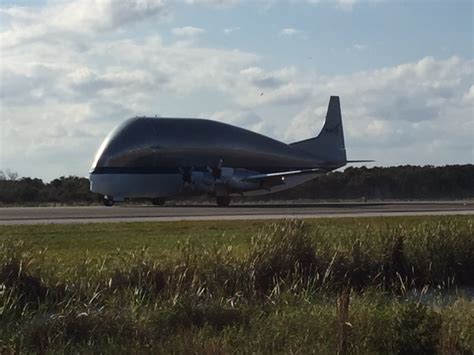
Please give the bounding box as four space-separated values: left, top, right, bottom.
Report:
186 168 260 194
190 171 215 193
221 169 261 191
227 179 260 191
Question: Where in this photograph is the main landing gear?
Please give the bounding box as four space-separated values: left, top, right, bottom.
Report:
216 196 231 207
151 198 166 206
103 195 114 207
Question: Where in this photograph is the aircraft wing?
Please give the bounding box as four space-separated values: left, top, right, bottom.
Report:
243 168 327 183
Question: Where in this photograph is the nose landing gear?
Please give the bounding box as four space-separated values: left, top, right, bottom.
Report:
103 195 115 207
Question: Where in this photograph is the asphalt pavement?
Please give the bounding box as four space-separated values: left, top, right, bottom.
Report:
0 201 473 225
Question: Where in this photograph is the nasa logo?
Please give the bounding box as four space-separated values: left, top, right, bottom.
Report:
324 122 341 134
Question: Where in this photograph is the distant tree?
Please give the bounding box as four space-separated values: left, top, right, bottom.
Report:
0 165 473 205
0 169 18 181
251 165 474 201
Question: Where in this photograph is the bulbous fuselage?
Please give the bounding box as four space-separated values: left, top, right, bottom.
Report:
89 96 349 205
91 117 322 175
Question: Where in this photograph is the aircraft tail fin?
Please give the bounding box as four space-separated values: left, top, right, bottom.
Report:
290 96 347 164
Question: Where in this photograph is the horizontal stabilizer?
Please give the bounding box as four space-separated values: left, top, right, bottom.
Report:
243 168 326 182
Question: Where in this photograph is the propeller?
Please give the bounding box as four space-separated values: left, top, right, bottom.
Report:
179 166 194 184
209 158 223 179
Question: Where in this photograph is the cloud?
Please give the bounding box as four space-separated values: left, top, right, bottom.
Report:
353 43 367 51
223 27 240 34
172 26 205 36
306 0 380 11
239 67 286 88
280 28 301 36
463 85 474 103
50 0 167 32
0 32 260 178
0 1 472 180
334 0 359 11
0 0 167 48
233 66 312 107
284 56 473 165
183 0 239 8
209 110 267 133
3 40 472 179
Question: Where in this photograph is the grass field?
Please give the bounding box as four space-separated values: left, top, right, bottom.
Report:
0 216 473 353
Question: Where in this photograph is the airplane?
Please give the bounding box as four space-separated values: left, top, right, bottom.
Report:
89 96 371 206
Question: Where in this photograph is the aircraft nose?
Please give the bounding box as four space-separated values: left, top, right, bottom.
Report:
90 116 158 174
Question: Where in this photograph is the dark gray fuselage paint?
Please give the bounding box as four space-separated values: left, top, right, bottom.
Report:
89 115 347 200
91 117 330 174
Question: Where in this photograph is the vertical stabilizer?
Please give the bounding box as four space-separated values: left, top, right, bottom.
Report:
290 96 347 164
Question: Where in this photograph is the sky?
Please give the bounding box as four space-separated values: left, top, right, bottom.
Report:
0 0 473 181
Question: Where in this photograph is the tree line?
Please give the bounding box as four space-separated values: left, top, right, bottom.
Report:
0 174 100 205
265 165 474 201
0 165 473 205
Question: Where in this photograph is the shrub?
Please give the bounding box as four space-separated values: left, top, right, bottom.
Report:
23 309 138 352
109 262 166 296
248 220 318 293
0 259 47 307
393 302 442 354
158 302 247 331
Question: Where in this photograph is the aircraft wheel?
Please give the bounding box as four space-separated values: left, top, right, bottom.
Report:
216 196 231 207
103 196 115 207
151 198 166 206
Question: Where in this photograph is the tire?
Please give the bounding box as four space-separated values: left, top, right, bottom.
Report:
103 196 114 207
151 198 166 206
216 196 231 207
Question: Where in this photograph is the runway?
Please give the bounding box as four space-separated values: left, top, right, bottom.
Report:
0 201 473 225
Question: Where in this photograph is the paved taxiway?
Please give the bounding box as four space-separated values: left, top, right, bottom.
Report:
0 202 473 225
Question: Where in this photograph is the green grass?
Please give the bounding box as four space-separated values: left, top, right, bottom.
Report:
0 219 261 265
1 215 471 265
0 216 473 353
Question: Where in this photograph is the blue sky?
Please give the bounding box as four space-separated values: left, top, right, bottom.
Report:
167 1 473 73
0 0 473 180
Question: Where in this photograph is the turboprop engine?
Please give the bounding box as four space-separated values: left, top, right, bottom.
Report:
185 167 262 195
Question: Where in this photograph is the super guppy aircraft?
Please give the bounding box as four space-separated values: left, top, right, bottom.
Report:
90 96 368 206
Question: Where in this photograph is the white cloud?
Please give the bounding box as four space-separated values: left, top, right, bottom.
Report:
171 26 205 36
284 56 473 165
334 0 359 11
0 32 260 178
0 1 472 180
2 41 472 179
49 0 167 32
353 43 367 51
223 27 240 34
306 0 381 11
233 66 312 107
0 0 167 48
183 0 239 8
181 0 280 11
280 28 301 36
463 85 474 103
209 110 267 133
